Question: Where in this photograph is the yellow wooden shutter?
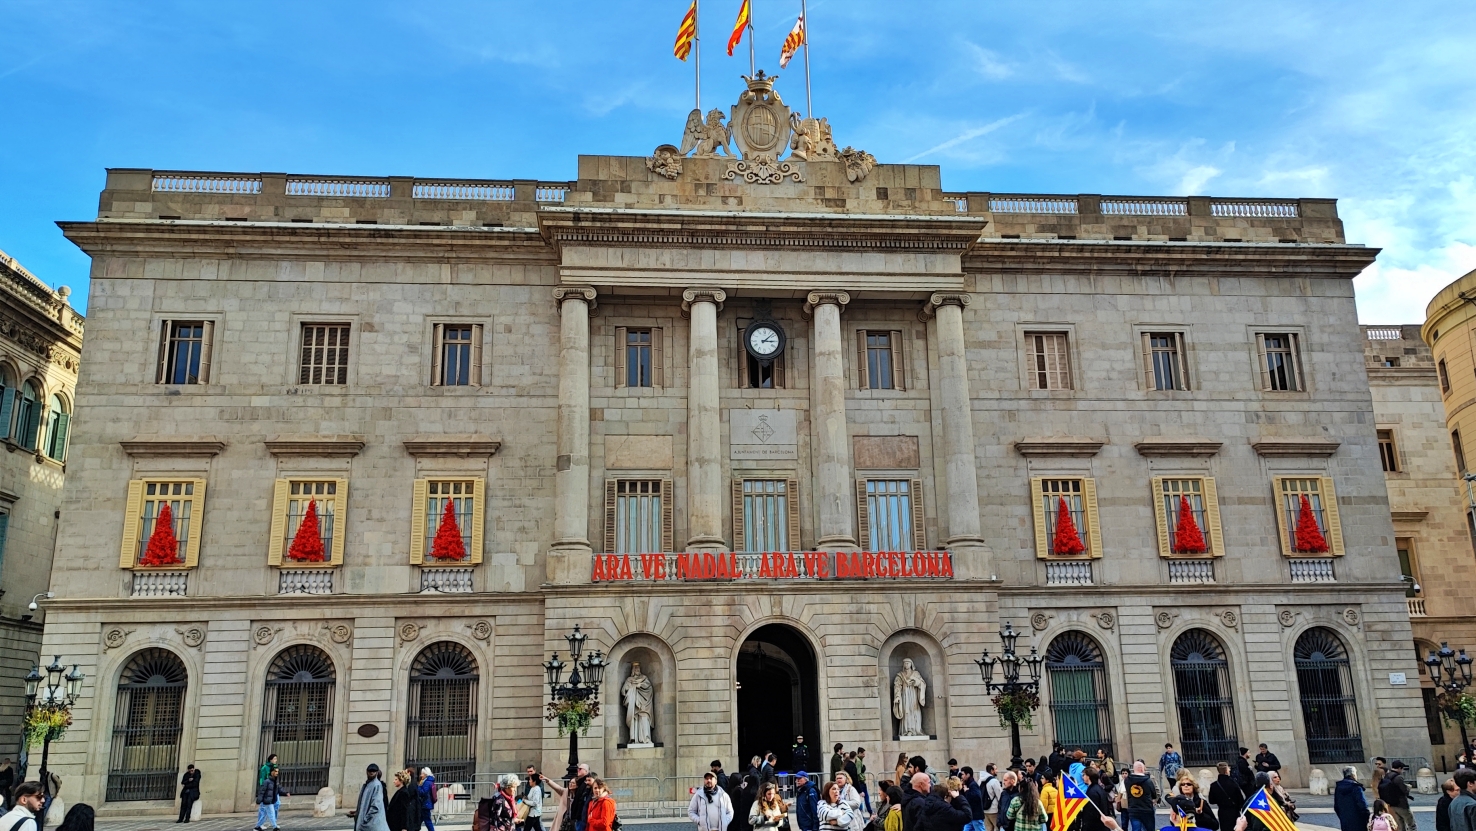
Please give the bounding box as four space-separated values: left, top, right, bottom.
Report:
468 476 485 564
330 478 349 565
786 477 800 551
1320 475 1344 555
120 479 145 568
857 330 870 389
431 323 444 386
651 328 664 387
855 478 870 550
198 320 214 384
732 479 746 552
910 478 925 550
155 321 170 384
604 480 617 553
614 327 627 389
1083 477 1101 559
660 478 674 552
1256 334 1271 391
1203 476 1225 558
267 479 290 566
410 478 429 565
1270 477 1291 556
892 331 906 391
471 324 484 386
1030 477 1048 558
1150 477 1170 558
183 479 207 568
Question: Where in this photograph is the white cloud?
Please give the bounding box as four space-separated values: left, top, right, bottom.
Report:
1177 165 1221 195
963 41 1014 80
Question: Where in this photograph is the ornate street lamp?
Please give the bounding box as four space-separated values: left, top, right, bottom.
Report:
1427 642 1475 755
23 655 84 825
977 622 1043 771
543 625 607 782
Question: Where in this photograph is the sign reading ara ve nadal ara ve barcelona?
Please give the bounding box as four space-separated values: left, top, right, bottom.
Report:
591 550 955 582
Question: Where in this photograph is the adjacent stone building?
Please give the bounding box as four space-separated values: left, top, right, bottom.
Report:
43 78 1429 816
0 248 82 760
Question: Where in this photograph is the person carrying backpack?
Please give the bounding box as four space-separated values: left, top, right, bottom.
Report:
1370 799 1400 831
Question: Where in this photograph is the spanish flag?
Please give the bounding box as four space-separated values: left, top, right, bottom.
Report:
674 0 697 61
779 13 804 68
727 0 750 56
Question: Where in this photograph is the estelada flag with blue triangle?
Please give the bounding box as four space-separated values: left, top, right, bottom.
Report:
1051 774 1090 831
1245 787 1299 831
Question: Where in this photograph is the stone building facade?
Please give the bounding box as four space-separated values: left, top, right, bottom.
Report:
0 248 82 760
42 85 1431 815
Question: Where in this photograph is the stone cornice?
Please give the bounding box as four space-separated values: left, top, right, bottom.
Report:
1367 366 1439 384
1250 438 1342 457
917 292 970 322
964 239 1380 279
403 436 502 457
120 438 227 457
1134 438 1224 457
1014 437 1106 457
263 437 366 457
1390 510 1429 523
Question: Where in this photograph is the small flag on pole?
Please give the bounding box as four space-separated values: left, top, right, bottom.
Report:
1244 788 1298 831
727 0 751 56
674 0 698 61
779 13 805 68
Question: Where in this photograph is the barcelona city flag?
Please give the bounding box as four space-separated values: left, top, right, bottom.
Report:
1245 787 1298 831
1050 775 1090 831
673 0 697 61
779 13 805 68
727 0 751 56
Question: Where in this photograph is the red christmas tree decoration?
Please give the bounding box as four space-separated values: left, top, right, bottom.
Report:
1293 493 1329 553
1172 495 1208 554
428 499 468 561
139 503 182 566
286 499 327 562
1051 497 1086 555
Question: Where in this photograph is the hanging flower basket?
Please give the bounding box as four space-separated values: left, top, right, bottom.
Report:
545 697 601 737
990 689 1040 730
23 705 72 749
1439 691 1476 728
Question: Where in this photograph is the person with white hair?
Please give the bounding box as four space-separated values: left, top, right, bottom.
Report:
418 767 438 831
1334 767 1368 831
481 774 519 831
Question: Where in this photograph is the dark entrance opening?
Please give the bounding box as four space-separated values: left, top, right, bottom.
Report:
737 624 821 773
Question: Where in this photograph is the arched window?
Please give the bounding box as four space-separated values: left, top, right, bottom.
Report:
0 366 15 437
407 642 478 782
107 649 188 802
1170 629 1239 765
260 646 336 792
43 394 69 461
13 380 41 450
1295 628 1365 762
1045 632 1114 756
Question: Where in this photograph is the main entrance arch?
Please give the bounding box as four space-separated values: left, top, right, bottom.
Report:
736 624 820 772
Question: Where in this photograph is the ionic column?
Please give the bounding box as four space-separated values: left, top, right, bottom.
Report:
806 291 858 551
920 292 992 578
683 288 727 551
549 286 595 584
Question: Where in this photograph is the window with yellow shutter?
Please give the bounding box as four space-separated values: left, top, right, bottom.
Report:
120 479 207 569
1030 477 1101 558
1150 477 1225 558
267 479 347 567
1271 476 1345 556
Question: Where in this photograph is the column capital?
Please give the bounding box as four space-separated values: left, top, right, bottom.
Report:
918 291 971 321
553 285 598 313
803 290 851 317
680 287 727 316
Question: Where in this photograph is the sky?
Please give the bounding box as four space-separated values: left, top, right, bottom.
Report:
0 1 1473 321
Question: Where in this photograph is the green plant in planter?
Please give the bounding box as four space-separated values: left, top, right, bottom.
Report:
991 689 1040 731
24 705 72 749
546 698 602 737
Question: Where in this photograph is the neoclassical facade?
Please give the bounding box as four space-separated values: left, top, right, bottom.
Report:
42 83 1430 815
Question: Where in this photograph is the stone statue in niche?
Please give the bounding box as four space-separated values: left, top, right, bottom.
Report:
622 662 655 746
892 658 928 738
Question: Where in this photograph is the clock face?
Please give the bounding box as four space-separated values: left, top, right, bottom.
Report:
748 326 782 356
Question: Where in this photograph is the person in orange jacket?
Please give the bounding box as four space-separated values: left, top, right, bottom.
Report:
586 779 616 831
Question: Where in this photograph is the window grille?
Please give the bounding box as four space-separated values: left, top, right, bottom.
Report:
1170 629 1239 766
107 649 188 802
158 320 213 384
738 479 791 552
1256 333 1304 391
406 642 478 783
859 479 922 552
1378 430 1398 472
1027 332 1072 390
614 479 665 553
433 323 482 386
260 646 336 792
299 324 350 385
1045 632 1114 758
1294 628 1364 763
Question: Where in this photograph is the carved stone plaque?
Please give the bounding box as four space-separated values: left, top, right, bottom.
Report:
731 410 797 460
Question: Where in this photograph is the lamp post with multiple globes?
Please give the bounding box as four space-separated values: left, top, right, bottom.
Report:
976 621 1043 771
1425 641 1475 758
23 655 84 825
543 625 607 782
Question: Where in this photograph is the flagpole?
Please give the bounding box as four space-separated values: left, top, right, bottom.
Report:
694 0 701 110
800 0 811 116
748 0 756 76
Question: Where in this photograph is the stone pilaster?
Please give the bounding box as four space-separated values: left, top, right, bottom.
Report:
805 291 858 550
921 292 992 578
548 286 596 584
683 288 727 551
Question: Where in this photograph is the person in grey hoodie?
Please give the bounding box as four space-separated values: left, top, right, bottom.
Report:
690 773 735 831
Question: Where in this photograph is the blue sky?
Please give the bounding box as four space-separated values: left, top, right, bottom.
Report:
1 1 1472 322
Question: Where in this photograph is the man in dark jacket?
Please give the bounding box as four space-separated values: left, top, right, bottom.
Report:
903 773 932 831
1437 779 1456 831
1208 763 1243 831
1234 749 1256 796
960 768 986 831
1253 745 1281 775
1123 762 1159 831
1082 769 1118 831
1334 767 1370 831
995 772 1017 831
794 773 819 831
832 745 847 780
1380 761 1416 831
1451 769 1476 831
791 738 811 773
178 765 202 823
918 784 973 831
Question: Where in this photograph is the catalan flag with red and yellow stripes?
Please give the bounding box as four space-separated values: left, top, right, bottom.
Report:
727 0 751 56
779 13 805 68
673 0 697 61
1049 775 1090 831
1245 788 1298 831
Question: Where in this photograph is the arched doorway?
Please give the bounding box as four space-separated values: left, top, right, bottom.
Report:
260 645 337 792
1170 629 1239 766
107 648 188 802
737 624 819 773
1045 631 1114 757
1294 628 1364 763
406 642 479 783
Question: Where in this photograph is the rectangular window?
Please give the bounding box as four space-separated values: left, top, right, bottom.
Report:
1439 359 1451 393
409 478 485 565
1256 332 1304 391
1152 477 1225 557
743 353 785 389
432 324 483 386
1272 476 1345 556
614 327 663 388
119 479 207 569
267 479 346 567
734 479 797 552
299 324 351 385
1455 430 1468 474
0 507 9 588
1030 477 1101 558
157 320 214 384
1378 429 1399 472
856 478 925 552
1142 332 1186 390
1027 332 1073 390
856 330 906 391
1382 357 1401 368
605 479 672 553
1396 537 1420 597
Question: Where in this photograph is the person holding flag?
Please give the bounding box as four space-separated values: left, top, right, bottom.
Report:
1081 769 1119 831
1164 776 1217 831
1051 773 1092 831
1233 776 1297 831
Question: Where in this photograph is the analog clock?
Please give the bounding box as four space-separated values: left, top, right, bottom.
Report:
744 320 786 361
